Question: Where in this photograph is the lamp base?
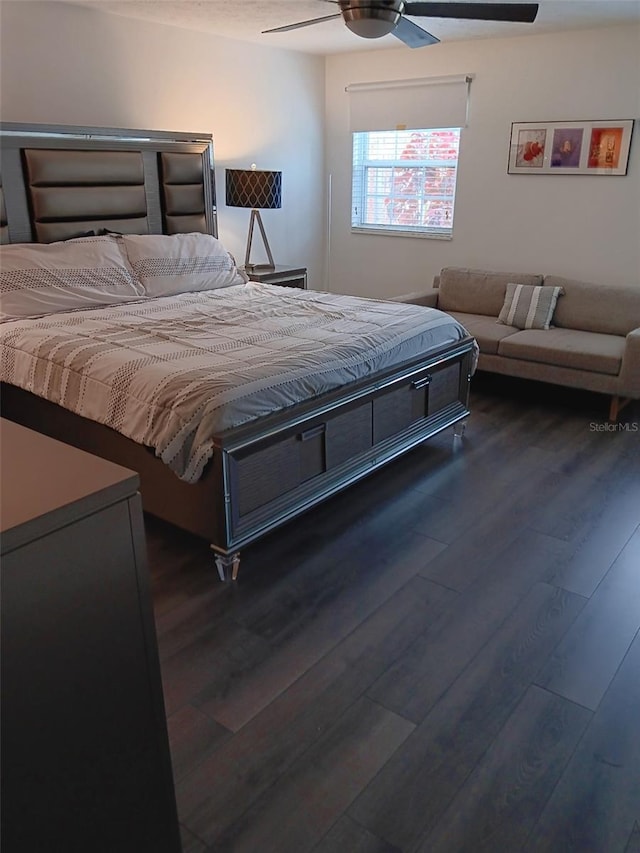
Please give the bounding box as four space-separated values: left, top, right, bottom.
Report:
245 209 276 269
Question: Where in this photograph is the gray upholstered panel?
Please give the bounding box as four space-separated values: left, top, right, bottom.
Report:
160 152 205 184
164 214 208 235
159 152 207 234
24 149 144 186
163 184 205 216
30 186 147 220
23 147 148 242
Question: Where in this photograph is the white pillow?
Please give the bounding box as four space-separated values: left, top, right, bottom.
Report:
0 236 144 322
121 232 248 297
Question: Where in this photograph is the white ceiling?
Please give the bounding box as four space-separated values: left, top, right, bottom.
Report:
67 0 640 55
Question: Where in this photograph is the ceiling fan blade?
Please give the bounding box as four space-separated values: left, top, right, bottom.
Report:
404 3 539 23
392 16 440 47
262 13 341 34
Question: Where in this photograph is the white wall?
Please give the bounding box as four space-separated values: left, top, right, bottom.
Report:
0 1 326 288
2 6 639 299
325 25 640 297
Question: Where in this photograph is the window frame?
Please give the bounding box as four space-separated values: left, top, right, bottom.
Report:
351 127 462 240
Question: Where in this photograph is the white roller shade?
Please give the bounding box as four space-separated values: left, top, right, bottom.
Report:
347 74 472 132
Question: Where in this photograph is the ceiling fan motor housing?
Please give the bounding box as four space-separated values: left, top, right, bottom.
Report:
263 1 539 45
339 0 404 38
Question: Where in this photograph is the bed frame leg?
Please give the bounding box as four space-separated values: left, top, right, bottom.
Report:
210 547 241 582
453 418 467 438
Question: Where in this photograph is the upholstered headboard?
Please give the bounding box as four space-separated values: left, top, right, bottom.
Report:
0 123 217 243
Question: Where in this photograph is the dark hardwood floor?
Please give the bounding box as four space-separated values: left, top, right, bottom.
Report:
146 374 640 853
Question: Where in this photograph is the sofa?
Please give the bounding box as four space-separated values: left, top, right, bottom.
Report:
397 267 640 421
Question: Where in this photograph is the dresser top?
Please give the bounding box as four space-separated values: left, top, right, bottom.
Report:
1 419 139 552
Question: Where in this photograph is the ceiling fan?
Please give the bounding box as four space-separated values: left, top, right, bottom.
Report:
263 1 539 48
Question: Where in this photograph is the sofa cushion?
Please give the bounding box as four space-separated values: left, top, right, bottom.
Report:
448 311 521 355
438 267 542 317
544 276 640 336
498 328 625 376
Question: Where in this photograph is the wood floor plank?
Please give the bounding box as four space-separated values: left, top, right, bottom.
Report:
159 619 274 719
529 414 640 477
547 491 640 598
409 412 556 504
230 496 445 644
529 410 599 457
348 583 586 851
166 704 230 782
176 576 454 845
368 528 572 723
416 685 591 852
626 822 640 853
179 824 207 853
152 475 406 661
312 815 401 853
145 517 231 618
525 633 640 852
210 697 414 853
155 582 236 662
525 392 639 463
189 530 445 731
152 440 440 631
417 463 562 592
535 527 640 709
530 462 640 545
412 445 564 545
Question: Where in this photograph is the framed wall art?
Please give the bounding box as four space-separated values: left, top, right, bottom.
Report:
508 119 634 175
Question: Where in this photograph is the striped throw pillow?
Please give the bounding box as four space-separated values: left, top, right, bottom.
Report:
497 283 564 330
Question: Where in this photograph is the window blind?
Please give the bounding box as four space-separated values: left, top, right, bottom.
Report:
347 74 472 133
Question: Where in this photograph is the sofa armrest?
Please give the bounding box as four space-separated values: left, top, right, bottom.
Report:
392 289 439 308
618 327 640 397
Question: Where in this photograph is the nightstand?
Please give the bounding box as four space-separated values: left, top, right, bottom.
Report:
244 264 307 289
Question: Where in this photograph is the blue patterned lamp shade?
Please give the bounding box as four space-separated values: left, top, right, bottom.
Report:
225 169 282 210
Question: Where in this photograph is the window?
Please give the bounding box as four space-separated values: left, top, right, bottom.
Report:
352 127 461 239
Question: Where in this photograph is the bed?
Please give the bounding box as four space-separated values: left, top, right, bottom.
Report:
0 124 476 580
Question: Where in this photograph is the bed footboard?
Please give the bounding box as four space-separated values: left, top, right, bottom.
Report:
217 339 474 558
1 337 474 575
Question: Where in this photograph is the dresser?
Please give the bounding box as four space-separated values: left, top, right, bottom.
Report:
0 419 181 853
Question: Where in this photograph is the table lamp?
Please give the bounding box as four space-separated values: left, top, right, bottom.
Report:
225 165 282 270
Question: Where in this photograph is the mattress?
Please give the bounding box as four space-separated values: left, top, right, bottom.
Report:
0 282 473 482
